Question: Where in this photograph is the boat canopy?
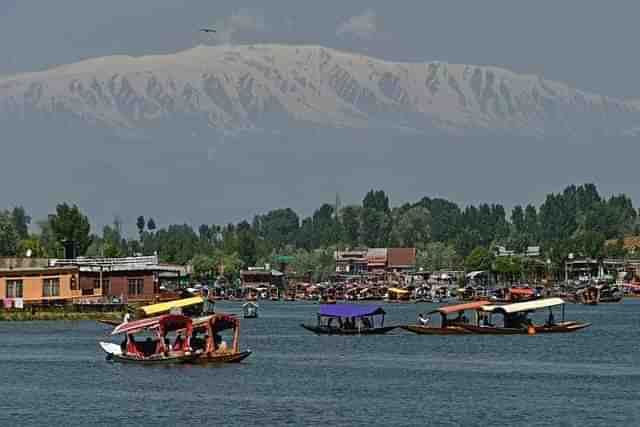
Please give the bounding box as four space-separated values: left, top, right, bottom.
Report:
388 287 409 294
138 296 204 317
510 288 534 296
193 313 239 333
242 302 258 308
429 300 491 316
111 314 192 336
319 304 385 318
466 270 486 279
482 298 565 314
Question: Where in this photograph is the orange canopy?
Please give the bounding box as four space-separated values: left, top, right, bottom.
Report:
430 300 491 315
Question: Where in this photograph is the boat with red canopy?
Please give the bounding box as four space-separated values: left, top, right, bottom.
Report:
99 314 200 364
401 301 490 335
190 314 252 363
301 304 396 335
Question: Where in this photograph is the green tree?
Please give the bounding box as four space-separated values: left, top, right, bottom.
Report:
237 221 257 267
49 204 92 255
254 208 299 250
17 236 44 258
464 247 494 271
511 206 525 234
0 212 19 256
340 205 361 246
136 216 146 239
147 218 156 232
192 254 216 281
416 242 461 271
361 190 391 247
37 219 62 257
417 197 461 243
391 206 431 247
291 247 336 282
10 207 31 240
494 256 523 284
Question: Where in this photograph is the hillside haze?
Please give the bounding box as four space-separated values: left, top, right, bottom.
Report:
1 44 639 230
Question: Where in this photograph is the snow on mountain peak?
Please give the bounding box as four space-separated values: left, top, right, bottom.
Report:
1 44 638 135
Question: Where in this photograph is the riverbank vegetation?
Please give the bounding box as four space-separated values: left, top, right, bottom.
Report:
1 183 637 281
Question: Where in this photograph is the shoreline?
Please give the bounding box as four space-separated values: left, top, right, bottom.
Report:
0 311 122 322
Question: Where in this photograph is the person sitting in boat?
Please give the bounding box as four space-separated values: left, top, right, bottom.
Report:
343 317 351 329
453 312 468 324
480 313 492 327
417 313 430 326
546 310 556 326
362 317 372 329
123 312 131 323
173 333 184 351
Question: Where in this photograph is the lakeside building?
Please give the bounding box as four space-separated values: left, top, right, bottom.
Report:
240 267 285 291
334 248 417 275
0 266 81 306
0 255 183 306
335 250 368 275
565 258 625 282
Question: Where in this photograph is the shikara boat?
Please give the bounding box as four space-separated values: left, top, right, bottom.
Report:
301 304 396 335
575 286 600 305
401 300 490 335
599 285 623 303
242 302 259 319
99 314 201 364
461 298 591 335
191 314 252 363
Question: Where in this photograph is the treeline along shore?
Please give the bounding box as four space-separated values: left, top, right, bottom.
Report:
0 183 637 282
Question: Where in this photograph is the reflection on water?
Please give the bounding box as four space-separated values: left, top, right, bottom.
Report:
1 300 639 426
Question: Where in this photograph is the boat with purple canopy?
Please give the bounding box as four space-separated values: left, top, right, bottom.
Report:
301 304 397 335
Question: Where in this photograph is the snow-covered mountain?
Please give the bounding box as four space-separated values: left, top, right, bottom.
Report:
1 44 638 136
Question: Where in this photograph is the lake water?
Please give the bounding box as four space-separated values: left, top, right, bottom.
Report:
1 300 639 426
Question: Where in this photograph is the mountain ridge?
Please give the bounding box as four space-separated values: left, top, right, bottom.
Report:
1 44 638 136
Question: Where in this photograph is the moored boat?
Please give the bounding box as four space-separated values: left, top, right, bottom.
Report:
301 304 396 335
401 300 490 335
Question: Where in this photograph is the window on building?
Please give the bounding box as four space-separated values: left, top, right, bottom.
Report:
43 278 60 297
6 280 23 298
94 279 110 292
70 275 78 291
128 279 144 295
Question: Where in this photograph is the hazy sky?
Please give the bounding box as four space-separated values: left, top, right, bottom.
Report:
1 0 639 98
2 1 640 232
